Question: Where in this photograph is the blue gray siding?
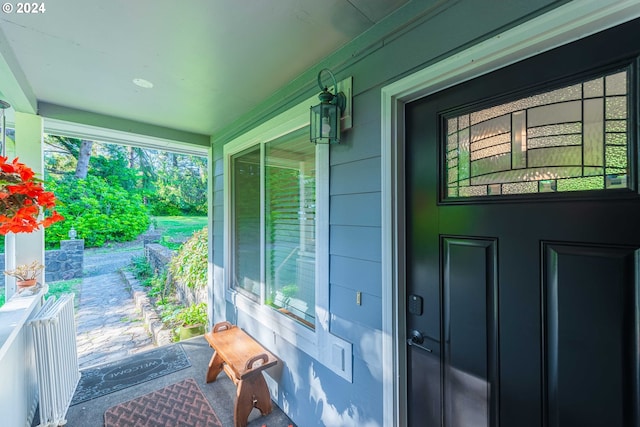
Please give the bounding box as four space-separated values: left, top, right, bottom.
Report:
210 1 564 425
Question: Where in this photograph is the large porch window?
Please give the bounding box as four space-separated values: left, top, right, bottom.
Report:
223 85 352 382
230 129 316 328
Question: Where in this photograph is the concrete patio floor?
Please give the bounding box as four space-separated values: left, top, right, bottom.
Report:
66 337 295 427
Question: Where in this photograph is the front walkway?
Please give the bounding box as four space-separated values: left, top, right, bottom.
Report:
75 271 156 368
74 243 154 368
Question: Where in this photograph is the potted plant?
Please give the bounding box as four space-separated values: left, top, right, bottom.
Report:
175 302 208 340
0 156 63 235
4 260 44 293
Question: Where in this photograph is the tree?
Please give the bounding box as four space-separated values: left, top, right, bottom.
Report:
149 151 207 215
45 135 93 178
75 139 93 178
43 135 208 248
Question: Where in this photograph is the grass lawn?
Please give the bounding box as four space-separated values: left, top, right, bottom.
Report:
47 278 82 303
0 277 81 309
152 216 207 246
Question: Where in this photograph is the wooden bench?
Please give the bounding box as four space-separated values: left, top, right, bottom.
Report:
205 321 278 427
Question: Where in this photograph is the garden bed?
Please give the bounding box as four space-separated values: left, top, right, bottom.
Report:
125 227 208 342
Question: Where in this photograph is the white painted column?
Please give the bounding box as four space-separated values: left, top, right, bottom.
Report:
5 112 45 300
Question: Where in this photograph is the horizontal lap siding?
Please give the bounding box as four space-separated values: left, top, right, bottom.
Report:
330 225 381 262
331 193 380 227
210 1 565 425
330 284 382 330
330 255 381 296
328 84 386 425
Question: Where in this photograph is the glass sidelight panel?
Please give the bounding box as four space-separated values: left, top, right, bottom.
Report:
445 69 630 199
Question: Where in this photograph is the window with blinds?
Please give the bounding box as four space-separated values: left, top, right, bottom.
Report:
231 146 261 299
229 128 316 329
265 133 316 328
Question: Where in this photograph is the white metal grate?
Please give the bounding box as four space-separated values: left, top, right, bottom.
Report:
29 294 80 427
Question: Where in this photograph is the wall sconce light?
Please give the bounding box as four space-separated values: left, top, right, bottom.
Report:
0 100 10 157
310 69 346 144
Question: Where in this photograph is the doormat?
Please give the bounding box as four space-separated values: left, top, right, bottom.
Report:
104 378 222 427
71 344 191 406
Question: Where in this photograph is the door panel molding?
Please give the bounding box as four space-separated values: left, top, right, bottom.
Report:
542 242 639 427
442 237 499 427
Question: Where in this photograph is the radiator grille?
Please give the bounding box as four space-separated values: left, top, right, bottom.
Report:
30 294 80 427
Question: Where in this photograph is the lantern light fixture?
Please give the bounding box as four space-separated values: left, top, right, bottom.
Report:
0 100 10 157
310 69 346 144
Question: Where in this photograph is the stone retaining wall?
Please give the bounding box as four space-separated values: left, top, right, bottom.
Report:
0 239 84 286
120 269 173 346
145 243 174 276
144 243 206 306
45 239 85 282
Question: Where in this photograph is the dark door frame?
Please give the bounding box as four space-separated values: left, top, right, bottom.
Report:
379 2 640 426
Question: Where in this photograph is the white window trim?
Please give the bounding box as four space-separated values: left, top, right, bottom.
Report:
223 85 353 381
381 1 640 426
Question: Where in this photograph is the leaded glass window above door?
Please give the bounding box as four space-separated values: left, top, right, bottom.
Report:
444 67 633 200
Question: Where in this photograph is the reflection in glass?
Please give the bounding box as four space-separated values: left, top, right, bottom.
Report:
232 147 261 297
265 133 316 328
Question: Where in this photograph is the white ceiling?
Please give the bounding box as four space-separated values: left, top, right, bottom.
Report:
0 0 408 140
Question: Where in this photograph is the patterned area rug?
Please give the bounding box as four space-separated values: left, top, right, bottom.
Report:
104 378 222 427
71 344 191 405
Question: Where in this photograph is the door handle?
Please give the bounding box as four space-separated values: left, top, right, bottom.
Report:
407 329 432 353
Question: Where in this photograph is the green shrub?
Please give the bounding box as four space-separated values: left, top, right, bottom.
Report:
158 301 183 324
147 271 171 299
149 201 182 216
168 227 207 289
44 175 149 248
175 302 207 326
129 256 153 280
158 301 207 326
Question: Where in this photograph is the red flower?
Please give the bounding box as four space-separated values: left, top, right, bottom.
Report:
37 191 57 209
14 160 35 182
41 211 64 228
0 157 64 235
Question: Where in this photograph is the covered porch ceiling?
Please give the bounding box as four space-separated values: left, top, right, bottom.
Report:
0 0 411 146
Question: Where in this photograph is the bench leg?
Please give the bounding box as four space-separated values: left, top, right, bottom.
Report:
234 373 273 427
206 351 225 383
